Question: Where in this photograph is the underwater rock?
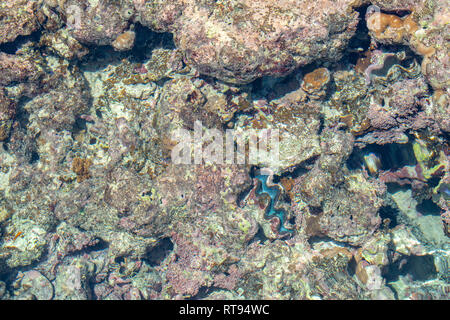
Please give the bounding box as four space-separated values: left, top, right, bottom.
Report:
54 167 162 259
24 69 91 133
58 0 132 47
0 52 43 86
163 232 214 298
366 0 428 11
391 225 426 256
431 90 450 133
39 28 89 60
0 0 448 302
234 99 322 174
162 214 252 299
318 173 384 246
365 77 434 135
155 77 224 157
242 240 363 299
0 281 5 299
134 0 184 32
0 0 41 45
0 87 17 141
13 270 54 300
291 148 384 246
392 189 449 247
357 231 390 266
290 128 354 219
52 222 100 260
411 0 449 91
389 274 449 300
366 0 449 91
154 163 251 219
136 0 359 84
53 259 95 300
1 217 47 268
328 69 370 134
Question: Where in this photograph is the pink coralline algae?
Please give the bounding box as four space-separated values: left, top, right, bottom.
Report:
0 87 17 141
360 76 444 146
0 52 43 86
366 0 428 11
0 0 41 45
163 232 214 297
379 165 428 187
136 0 360 84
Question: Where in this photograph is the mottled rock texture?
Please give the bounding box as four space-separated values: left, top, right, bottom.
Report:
136 0 360 84
0 0 41 45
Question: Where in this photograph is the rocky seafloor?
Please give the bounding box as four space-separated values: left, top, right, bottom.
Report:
0 0 449 300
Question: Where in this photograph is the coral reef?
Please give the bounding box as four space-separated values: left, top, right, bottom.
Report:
136 0 359 84
366 12 418 45
0 87 17 141
0 0 41 45
301 68 331 99
0 0 448 302
59 0 132 47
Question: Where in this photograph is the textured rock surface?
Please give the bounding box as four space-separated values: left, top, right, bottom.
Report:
137 0 360 84
0 0 448 301
13 270 54 300
60 0 132 46
0 0 41 45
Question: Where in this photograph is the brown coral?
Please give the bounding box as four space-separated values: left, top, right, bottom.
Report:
301 68 331 98
367 12 418 44
72 157 92 183
112 30 136 51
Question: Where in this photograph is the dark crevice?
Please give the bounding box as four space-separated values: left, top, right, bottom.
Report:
379 205 399 228
130 23 176 63
248 225 269 245
384 254 438 283
190 285 212 300
347 256 357 277
274 156 318 181
416 198 442 216
307 235 356 248
72 117 88 137
385 183 411 194
14 96 33 129
345 4 372 66
29 151 40 164
85 238 109 253
347 142 417 172
0 30 42 54
145 237 174 267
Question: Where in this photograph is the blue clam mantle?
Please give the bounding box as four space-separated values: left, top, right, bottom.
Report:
254 174 294 237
